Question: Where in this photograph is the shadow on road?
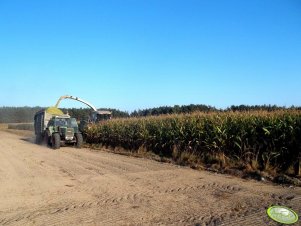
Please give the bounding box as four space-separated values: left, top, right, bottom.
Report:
20 137 36 144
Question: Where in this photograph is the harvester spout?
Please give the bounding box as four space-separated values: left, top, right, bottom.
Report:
54 95 97 111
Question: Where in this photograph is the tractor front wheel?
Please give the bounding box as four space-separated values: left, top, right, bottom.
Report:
75 133 83 148
52 133 60 149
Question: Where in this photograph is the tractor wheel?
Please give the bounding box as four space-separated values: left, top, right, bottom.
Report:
75 133 83 148
52 133 60 149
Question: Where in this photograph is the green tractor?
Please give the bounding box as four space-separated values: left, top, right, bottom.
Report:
34 107 83 149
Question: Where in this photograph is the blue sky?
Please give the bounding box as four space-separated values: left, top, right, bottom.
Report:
0 0 300 112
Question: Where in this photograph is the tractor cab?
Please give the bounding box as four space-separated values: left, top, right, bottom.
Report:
79 110 112 132
92 110 112 123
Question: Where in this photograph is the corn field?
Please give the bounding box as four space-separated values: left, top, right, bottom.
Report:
85 110 301 174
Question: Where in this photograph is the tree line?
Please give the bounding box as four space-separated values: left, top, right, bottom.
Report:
131 104 216 117
0 104 300 123
0 107 42 123
225 104 301 112
0 107 129 123
130 104 301 117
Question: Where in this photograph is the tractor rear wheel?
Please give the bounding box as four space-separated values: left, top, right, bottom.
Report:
52 133 60 149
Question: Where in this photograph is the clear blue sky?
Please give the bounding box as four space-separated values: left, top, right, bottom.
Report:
0 0 300 112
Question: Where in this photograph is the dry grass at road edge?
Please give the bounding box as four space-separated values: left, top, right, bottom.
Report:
84 143 301 187
0 124 34 137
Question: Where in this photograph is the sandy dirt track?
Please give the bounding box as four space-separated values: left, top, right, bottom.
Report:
0 130 300 226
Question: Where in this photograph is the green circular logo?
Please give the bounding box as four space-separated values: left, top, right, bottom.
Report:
267 206 299 224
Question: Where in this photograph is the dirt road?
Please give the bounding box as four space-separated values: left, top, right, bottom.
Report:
0 131 300 226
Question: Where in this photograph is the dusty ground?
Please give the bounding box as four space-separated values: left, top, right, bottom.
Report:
0 130 300 226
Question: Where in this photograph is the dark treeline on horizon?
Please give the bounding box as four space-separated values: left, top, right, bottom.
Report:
0 104 300 123
131 104 216 117
0 106 42 123
0 107 128 123
131 104 301 117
